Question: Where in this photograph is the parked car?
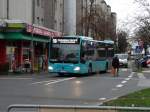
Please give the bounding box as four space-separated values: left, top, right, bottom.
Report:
147 59 150 67
138 55 150 67
115 54 128 67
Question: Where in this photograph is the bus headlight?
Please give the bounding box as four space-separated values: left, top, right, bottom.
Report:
74 67 80 71
48 66 53 71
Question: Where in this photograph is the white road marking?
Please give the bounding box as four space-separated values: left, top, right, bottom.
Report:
31 80 58 85
121 81 127 84
98 97 119 106
99 98 106 101
137 73 146 79
130 72 135 76
0 77 32 80
45 77 76 85
116 84 123 88
128 75 133 78
125 72 134 80
114 72 135 89
125 78 131 81
121 69 128 72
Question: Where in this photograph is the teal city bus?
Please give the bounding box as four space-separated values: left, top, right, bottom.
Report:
48 36 114 75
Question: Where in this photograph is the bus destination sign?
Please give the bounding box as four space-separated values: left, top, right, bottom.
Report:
53 38 80 44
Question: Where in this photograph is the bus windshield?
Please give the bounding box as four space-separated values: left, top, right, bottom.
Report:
50 44 80 63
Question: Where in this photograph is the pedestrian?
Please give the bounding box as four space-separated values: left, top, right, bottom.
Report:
112 56 120 76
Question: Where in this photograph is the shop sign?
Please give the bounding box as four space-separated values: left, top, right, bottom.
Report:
7 23 25 28
26 24 62 37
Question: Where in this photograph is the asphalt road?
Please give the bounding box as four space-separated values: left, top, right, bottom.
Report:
1 67 150 112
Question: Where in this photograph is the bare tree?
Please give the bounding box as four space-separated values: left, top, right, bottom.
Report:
135 0 150 15
77 0 114 40
117 30 128 53
134 0 150 45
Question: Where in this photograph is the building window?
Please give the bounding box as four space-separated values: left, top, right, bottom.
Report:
54 20 57 23
60 2 63 7
37 17 40 24
41 0 44 8
41 18 44 24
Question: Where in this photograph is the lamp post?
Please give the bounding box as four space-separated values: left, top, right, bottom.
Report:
31 25 34 73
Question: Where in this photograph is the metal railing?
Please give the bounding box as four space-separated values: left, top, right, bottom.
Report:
7 104 150 112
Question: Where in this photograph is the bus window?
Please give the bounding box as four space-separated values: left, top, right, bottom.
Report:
97 50 106 57
107 47 114 57
84 50 94 56
107 50 114 57
96 42 106 59
50 43 80 63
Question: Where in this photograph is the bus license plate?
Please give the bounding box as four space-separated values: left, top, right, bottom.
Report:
61 71 67 73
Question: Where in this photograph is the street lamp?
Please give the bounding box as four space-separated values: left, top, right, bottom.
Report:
31 25 34 73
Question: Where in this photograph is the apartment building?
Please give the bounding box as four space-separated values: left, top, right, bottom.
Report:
76 0 116 40
0 0 7 19
44 0 76 35
44 0 64 33
0 0 44 26
0 0 116 40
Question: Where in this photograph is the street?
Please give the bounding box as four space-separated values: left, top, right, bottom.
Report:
0 67 150 112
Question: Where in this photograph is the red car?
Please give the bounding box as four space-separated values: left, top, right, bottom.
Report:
147 59 150 67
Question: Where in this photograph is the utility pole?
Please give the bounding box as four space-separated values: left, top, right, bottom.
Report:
31 26 34 73
7 0 9 19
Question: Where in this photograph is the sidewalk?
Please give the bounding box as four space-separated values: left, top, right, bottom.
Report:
0 71 52 78
142 67 150 73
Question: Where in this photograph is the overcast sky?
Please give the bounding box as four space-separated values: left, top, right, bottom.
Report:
104 0 145 36
105 0 138 28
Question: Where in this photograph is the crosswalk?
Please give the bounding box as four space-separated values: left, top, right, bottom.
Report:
30 77 76 86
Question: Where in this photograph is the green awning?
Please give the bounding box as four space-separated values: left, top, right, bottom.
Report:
0 33 4 39
4 32 50 43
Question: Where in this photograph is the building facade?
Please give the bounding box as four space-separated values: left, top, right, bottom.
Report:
0 0 44 26
44 0 76 35
0 0 116 40
44 0 64 33
76 0 117 40
0 21 61 73
0 0 7 19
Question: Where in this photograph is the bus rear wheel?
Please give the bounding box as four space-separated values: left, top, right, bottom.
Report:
104 63 108 73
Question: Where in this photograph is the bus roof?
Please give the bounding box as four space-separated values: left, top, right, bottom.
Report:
54 36 114 44
103 40 114 44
